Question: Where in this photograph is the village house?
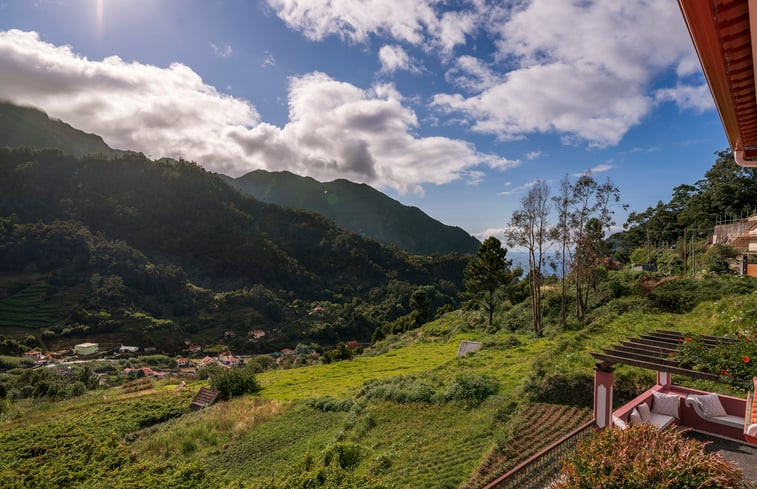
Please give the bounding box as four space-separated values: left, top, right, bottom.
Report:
119 345 139 354
186 344 202 354
280 348 294 355
219 352 241 367
248 329 266 341
23 350 44 361
176 357 190 367
199 356 217 367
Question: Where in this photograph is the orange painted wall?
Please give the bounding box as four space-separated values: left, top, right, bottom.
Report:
748 264 757 277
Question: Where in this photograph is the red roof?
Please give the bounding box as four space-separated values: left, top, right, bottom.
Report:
678 0 757 167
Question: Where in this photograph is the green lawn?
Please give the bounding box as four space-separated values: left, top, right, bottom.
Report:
257 333 473 400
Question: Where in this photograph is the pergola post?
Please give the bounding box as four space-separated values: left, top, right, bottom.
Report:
594 364 614 430
657 370 672 388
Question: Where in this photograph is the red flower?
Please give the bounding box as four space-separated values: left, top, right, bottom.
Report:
743 356 750 364
685 337 692 342
721 369 729 375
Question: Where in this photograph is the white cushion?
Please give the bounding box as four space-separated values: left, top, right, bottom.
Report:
612 416 627 429
638 402 651 423
652 391 680 419
748 424 757 437
699 393 728 418
709 415 745 429
629 408 642 426
649 412 676 430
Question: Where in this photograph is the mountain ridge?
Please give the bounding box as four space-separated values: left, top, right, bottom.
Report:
225 169 480 255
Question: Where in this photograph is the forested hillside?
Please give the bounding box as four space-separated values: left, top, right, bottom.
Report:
0 147 466 351
614 150 757 260
225 169 481 255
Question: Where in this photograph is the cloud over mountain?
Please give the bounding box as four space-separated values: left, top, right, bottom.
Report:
0 29 515 193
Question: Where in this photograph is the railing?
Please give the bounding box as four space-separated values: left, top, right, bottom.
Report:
482 419 596 489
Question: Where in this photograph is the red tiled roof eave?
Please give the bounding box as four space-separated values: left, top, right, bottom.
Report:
679 0 757 167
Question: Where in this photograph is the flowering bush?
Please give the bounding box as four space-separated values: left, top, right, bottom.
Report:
674 331 757 391
554 425 745 489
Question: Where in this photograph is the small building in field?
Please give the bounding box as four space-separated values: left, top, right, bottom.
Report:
74 342 99 356
280 348 294 355
346 340 360 349
176 357 190 367
187 344 202 354
456 340 483 357
24 350 44 361
119 345 139 354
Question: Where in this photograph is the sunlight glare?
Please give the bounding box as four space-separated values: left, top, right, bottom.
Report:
95 0 104 38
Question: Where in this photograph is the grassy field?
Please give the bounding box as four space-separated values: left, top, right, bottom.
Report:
1 290 755 488
257 332 474 400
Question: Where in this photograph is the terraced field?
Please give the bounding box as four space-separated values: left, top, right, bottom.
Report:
463 403 592 488
349 402 496 488
0 282 59 328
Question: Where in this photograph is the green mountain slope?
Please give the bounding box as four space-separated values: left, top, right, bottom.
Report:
0 147 467 349
0 101 120 157
225 169 481 255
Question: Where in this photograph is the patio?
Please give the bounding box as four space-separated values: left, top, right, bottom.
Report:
592 330 757 467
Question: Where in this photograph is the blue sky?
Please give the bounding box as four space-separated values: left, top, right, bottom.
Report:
0 0 728 239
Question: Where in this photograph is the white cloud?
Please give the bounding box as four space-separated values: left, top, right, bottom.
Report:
497 179 540 196
378 45 419 73
655 83 713 112
0 30 519 194
265 0 483 54
228 72 520 193
0 30 258 175
445 55 501 91
572 163 616 177
261 51 276 68
472 227 508 241
210 42 232 58
433 0 703 147
525 150 542 160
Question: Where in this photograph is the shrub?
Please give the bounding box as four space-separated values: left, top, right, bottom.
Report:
554 425 745 489
524 372 593 407
323 442 363 470
674 331 757 391
207 366 260 398
305 396 355 412
444 373 498 407
357 376 438 404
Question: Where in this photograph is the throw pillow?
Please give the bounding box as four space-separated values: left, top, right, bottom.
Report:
629 408 642 426
652 391 680 419
638 402 651 423
699 393 727 418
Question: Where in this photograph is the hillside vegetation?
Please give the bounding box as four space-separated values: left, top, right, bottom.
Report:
225 169 480 255
1 278 755 488
0 147 466 351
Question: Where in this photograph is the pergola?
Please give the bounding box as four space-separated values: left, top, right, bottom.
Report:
678 0 757 167
592 329 736 382
591 330 754 444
